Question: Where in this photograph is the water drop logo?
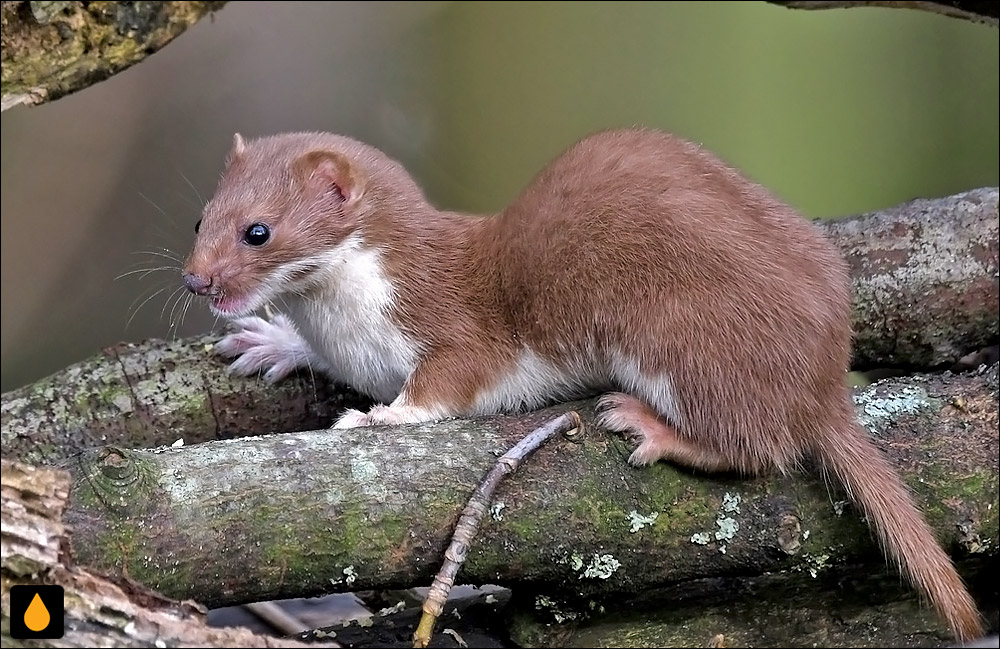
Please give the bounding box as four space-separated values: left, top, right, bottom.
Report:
25 592 51 631
10 584 64 639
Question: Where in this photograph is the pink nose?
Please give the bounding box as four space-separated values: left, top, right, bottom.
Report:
182 272 214 296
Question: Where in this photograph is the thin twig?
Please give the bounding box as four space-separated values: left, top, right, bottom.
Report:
412 411 583 648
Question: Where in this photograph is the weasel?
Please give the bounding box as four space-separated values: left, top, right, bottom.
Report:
182 128 984 641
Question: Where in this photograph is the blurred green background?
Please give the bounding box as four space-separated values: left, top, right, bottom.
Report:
1 1 997 391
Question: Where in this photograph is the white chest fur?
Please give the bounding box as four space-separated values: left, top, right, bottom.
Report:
285 235 421 403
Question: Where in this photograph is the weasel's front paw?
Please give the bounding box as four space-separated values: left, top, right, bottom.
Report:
331 404 443 429
215 314 313 383
332 409 372 429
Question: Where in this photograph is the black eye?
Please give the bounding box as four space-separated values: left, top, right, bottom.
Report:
243 223 271 246
194 219 202 234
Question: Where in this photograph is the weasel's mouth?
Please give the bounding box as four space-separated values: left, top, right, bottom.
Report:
210 294 250 316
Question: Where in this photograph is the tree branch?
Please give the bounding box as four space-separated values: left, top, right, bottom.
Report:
766 1 999 27
0 459 337 648
820 187 999 370
1 1 228 111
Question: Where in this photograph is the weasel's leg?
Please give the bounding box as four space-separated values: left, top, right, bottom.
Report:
332 351 477 429
597 392 734 471
215 314 322 383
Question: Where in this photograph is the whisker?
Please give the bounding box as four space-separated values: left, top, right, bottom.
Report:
131 249 183 263
126 285 170 331
115 265 178 281
160 286 186 323
177 169 206 206
178 293 195 336
137 192 172 220
167 286 190 338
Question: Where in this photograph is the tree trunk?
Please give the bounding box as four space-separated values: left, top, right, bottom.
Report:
824 187 998 370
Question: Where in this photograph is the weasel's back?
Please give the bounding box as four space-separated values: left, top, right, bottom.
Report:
495 128 853 469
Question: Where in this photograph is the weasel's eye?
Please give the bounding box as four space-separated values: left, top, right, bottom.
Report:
194 219 202 234
244 223 271 246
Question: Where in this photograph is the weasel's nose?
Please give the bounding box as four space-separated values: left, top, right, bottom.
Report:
183 272 214 296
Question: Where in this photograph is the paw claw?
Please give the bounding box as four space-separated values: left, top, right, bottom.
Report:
628 442 661 467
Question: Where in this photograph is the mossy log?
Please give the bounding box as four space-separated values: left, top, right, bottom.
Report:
2 188 996 469
1 0 228 111
30 365 998 616
0 459 338 648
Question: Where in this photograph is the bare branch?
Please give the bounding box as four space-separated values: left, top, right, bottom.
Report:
44 366 998 617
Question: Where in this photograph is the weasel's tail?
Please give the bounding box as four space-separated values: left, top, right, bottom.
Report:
817 417 984 642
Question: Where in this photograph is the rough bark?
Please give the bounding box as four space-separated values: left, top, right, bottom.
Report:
0 334 371 467
2 189 996 468
46 365 1000 615
1 1 228 111
0 460 337 648
822 187 999 370
766 1 999 27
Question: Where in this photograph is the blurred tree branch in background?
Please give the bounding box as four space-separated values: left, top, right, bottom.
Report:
0 0 228 111
2 1 994 115
768 1 999 27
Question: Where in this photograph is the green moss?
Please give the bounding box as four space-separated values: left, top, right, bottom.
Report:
916 465 999 547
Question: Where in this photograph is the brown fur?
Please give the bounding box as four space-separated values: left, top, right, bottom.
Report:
183 128 984 641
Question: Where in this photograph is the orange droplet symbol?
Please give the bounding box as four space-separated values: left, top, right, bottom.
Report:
25 592 51 632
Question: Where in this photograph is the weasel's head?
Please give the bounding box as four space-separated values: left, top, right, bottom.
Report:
182 131 415 318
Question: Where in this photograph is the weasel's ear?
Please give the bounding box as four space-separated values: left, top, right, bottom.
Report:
293 150 362 205
226 132 247 165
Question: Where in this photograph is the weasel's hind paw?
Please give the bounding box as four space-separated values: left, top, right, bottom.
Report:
596 392 674 467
